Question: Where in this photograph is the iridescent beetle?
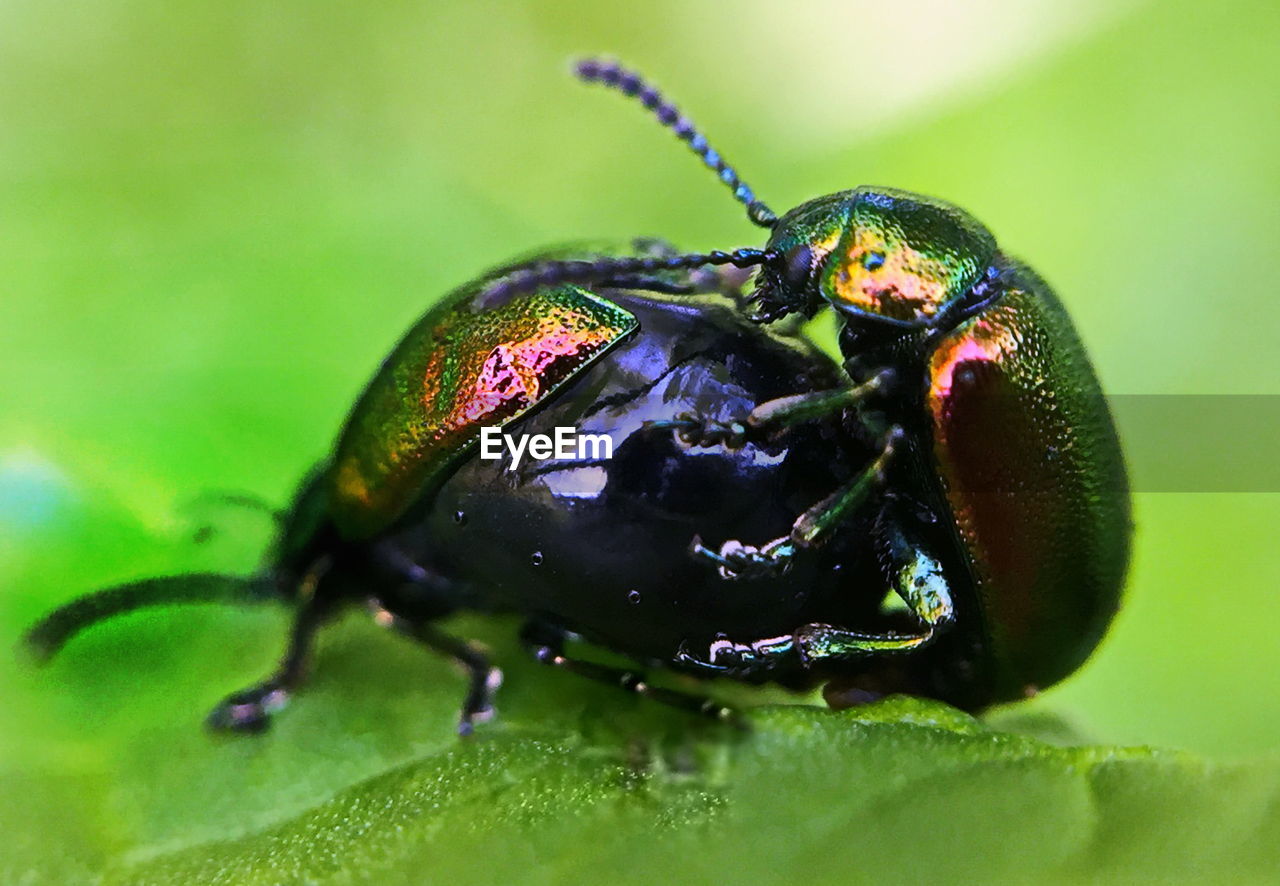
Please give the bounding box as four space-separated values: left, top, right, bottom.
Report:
26 59 1129 732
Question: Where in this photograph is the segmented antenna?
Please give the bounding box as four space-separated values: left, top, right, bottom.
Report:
477 248 775 308
575 58 778 230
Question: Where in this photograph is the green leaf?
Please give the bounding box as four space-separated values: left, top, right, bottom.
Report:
5 698 1251 885
10 604 1278 883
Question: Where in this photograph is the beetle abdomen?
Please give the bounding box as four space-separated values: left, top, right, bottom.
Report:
925 262 1130 700
394 291 875 665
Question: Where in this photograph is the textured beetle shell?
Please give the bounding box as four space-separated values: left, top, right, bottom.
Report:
925 260 1131 699
826 189 996 324
329 284 637 539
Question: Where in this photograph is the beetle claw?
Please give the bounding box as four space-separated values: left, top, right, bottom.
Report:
206 687 289 733
654 412 749 449
691 536 796 581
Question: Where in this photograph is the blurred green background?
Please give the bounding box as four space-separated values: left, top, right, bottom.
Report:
2 0 1278 880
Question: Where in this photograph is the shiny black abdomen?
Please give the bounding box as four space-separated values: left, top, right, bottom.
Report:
382 291 880 670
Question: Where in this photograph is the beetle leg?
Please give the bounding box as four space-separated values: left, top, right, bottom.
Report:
519 622 742 726
373 605 502 737
692 427 901 579
689 535 798 580
794 522 956 665
205 591 330 733
646 372 888 450
746 370 891 435
672 633 798 680
792 425 901 546
675 524 954 679
645 413 748 448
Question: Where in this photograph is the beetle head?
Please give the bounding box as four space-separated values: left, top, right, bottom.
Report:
758 188 998 328
569 63 1001 330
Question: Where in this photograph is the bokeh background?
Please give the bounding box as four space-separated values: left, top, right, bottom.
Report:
2 0 1278 880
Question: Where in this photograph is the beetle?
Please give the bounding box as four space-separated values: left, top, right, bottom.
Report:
26 240 884 733
26 57 1129 732
438 58 1131 710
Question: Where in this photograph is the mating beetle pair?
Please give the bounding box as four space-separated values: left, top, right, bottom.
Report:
27 59 1130 734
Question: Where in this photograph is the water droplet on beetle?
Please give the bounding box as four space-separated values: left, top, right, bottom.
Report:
453 510 467 526
627 590 641 605
530 551 544 566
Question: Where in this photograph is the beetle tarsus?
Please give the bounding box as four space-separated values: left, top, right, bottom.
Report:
674 632 797 681
204 585 329 735
375 605 501 736
645 412 750 449
520 621 743 728
207 684 291 733
648 377 888 454
690 536 797 581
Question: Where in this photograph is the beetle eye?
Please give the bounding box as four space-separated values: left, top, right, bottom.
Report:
782 244 815 291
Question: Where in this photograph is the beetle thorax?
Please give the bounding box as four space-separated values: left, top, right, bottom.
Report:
772 187 999 330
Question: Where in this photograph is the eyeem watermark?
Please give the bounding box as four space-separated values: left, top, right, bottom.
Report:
479 426 613 471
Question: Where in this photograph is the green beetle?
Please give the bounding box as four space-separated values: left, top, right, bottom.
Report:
27 59 1129 731
464 58 1131 709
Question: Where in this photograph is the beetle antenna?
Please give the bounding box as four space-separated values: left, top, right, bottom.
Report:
476 247 778 309
575 58 778 230
184 490 284 523
24 573 277 662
